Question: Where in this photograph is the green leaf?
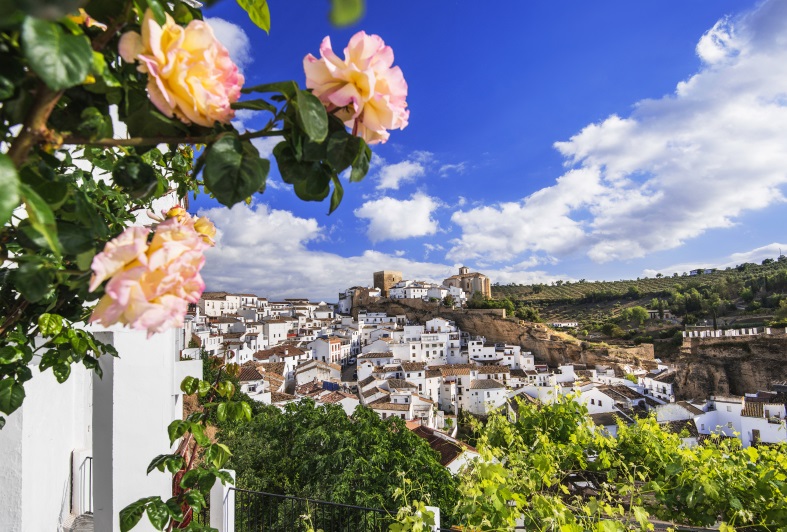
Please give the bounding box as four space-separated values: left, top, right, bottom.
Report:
0 154 20 226
146 0 167 25
38 313 63 336
12 260 52 303
146 497 170 530
293 168 330 201
19 183 61 256
183 489 206 511
120 499 148 532
112 155 158 200
204 443 232 469
241 81 298 99
14 0 85 20
197 380 211 396
190 423 210 447
296 90 328 143
329 175 344 214
236 0 270 33
0 378 26 415
167 419 190 445
216 402 227 422
20 17 92 91
326 132 362 173
180 376 199 395
147 453 185 475
349 141 371 182
330 0 364 26
58 222 94 255
78 107 113 140
0 346 23 365
215 380 235 399
53 361 71 383
240 401 252 422
203 134 269 207
232 99 277 113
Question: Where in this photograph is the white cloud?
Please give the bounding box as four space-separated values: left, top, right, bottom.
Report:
354 193 440 243
205 17 252 71
449 0 787 265
643 242 787 277
376 160 426 190
250 137 280 159
439 162 467 176
199 203 460 300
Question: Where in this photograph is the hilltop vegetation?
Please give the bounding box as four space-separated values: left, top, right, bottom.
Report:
491 256 787 334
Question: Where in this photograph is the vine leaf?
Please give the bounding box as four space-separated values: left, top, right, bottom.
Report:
203 134 269 207
237 0 270 33
20 17 93 91
0 154 20 225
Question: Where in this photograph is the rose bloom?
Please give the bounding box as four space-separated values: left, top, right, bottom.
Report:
304 31 408 144
89 215 213 337
119 10 243 127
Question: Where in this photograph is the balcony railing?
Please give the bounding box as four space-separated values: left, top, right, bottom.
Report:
234 488 394 532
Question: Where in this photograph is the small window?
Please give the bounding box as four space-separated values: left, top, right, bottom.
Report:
727 406 732 412
591 399 595 405
598 400 602 407
486 392 490 398
701 423 705 431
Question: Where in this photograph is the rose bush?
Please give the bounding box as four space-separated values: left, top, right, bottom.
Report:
119 9 244 127
304 30 409 144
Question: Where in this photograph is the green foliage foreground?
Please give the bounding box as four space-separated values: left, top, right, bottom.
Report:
218 399 459 523
455 397 787 531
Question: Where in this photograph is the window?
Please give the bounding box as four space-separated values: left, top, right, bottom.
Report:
486 392 490 398
598 400 602 407
400 414 406 419
701 423 705 431
591 399 595 405
726 406 732 412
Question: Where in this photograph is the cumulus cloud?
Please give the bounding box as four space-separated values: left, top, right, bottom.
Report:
199 204 458 300
643 242 787 277
439 162 467 176
376 160 426 190
205 17 252 71
449 0 787 265
354 193 440 243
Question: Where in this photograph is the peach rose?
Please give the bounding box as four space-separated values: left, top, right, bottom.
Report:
89 214 214 337
119 10 244 127
304 31 408 144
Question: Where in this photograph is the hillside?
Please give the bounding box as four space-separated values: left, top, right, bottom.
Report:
490 257 787 330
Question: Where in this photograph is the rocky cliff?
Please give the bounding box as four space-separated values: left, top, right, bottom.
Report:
362 300 654 370
672 336 787 399
363 300 786 400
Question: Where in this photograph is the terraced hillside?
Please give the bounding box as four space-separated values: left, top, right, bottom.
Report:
492 257 787 328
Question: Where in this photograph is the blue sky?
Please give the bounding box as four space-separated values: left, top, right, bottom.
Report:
194 0 787 301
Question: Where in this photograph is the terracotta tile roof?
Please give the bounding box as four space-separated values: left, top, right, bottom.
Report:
367 400 411 411
742 401 764 418
358 352 393 359
425 370 442 378
601 385 646 401
676 401 705 416
661 419 699 437
386 379 417 390
509 369 526 377
270 391 297 403
254 345 305 359
410 425 477 467
319 391 356 404
258 361 286 376
590 411 633 427
469 379 505 390
362 387 388 399
238 366 264 382
697 433 736 444
358 375 376 388
653 371 677 384
477 365 510 375
400 362 427 371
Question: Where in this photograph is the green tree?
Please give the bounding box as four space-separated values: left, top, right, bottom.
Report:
220 400 459 519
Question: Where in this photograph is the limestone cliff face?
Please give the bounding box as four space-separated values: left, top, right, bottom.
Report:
363 300 653 369
362 300 785 400
673 336 787 400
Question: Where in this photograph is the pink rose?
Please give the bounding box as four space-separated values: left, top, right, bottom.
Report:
88 214 214 337
304 31 409 144
118 10 244 127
